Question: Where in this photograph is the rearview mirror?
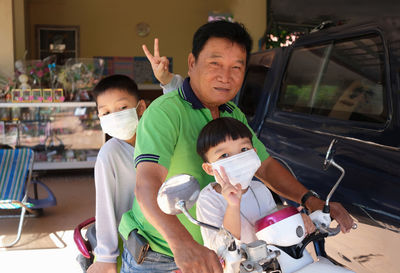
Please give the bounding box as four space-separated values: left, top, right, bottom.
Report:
157 174 200 215
323 139 338 170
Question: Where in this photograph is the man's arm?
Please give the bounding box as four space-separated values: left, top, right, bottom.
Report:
255 157 354 233
135 162 223 273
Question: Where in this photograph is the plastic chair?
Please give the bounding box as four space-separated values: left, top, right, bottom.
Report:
0 148 57 247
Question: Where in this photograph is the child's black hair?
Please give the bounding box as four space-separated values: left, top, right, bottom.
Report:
92 74 140 102
197 117 253 162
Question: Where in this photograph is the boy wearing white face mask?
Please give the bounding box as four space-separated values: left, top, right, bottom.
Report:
196 117 315 253
87 75 146 273
88 75 178 273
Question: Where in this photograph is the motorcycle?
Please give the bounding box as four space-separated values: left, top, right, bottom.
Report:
157 139 357 273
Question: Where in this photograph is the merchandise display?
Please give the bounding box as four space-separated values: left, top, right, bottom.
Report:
0 56 104 103
0 57 160 171
0 102 104 170
64 58 105 101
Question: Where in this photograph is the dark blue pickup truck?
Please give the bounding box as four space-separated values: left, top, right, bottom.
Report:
236 17 400 272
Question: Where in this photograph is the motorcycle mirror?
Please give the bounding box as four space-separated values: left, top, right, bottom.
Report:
323 139 338 170
322 138 346 213
157 174 200 215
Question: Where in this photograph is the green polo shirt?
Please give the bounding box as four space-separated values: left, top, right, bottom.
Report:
119 77 269 257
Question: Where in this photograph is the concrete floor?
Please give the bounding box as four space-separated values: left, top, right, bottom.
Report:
0 171 95 273
0 171 398 273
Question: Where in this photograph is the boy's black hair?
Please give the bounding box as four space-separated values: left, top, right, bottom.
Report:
92 74 140 102
197 117 253 162
192 20 253 65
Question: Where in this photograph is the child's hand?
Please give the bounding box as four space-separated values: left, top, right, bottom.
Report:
214 166 242 207
301 213 316 235
142 38 174 85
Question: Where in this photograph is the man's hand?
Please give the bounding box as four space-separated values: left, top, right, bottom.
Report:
142 38 173 85
306 196 354 233
87 261 117 273
171 239 223 273
329 201 354 233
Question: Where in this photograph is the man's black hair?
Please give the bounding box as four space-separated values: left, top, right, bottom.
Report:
192 20 253 64
197 117 253 162
92 74 140 102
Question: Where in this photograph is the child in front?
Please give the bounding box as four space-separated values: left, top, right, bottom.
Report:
196 117 315 253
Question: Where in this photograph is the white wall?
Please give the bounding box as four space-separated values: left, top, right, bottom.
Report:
3 0 267 77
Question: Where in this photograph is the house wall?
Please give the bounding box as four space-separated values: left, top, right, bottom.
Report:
14 0 27 61
26 0 266 76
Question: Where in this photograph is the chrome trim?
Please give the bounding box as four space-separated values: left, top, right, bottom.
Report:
266 120 400 152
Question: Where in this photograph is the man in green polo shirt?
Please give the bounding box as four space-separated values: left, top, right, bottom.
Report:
119 20 354 273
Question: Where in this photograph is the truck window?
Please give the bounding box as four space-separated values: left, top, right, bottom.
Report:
278 34 388 124
237 65 269 122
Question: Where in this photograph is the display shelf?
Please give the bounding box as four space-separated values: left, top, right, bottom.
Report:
0 102 96 108
0 102 103 170
0 84 163 170
4 120 51 124
33 160 96 170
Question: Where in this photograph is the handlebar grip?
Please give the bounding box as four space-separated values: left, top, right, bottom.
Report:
327 225 341 236
73 217 95 258
319 225 341 236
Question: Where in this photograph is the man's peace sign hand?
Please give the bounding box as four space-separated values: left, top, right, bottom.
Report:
142 38 173 85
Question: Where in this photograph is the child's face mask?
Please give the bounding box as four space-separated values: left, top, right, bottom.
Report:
211 149 261 189
99 107 138 140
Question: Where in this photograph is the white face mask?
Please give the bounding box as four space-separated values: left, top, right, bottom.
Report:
211 149 261 189
99 107 139 140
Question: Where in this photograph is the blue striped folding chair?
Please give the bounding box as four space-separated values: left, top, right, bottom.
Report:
0 148 56 247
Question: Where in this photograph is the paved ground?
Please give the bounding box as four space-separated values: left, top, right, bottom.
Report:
0 172 94 273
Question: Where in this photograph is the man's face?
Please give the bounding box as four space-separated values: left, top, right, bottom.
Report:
188 37 247 108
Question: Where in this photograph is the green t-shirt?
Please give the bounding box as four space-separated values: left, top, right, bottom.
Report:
119 78 269 257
